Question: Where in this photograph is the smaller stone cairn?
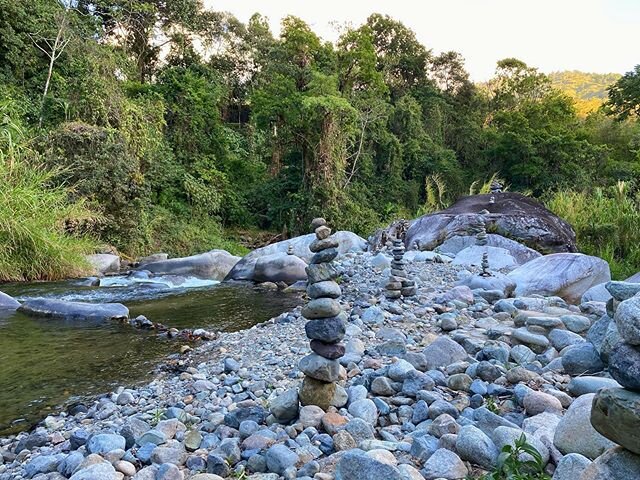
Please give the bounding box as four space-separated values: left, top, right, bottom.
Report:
287 244 294 255
590 282 640 457
384 235 417 300
475 215 488 246
480 252 491 277
490 180 503 194
298 218 345 410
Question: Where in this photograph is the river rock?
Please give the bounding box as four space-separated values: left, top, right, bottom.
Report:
87 434 126 455
335 449 403 480
422 336 468 369
494 426 549 464
456 272 516 297
552 453 592 480
455 425 498 469
307 281 341 299
304 314 346 343
561 343 604 376
590 387 640 454
19 299 129 321
142 249 239 280
613 294 640 345
567 376 621 396
265 444 299 475
508 253 611 304
554 394 615 459
608 342 640 390
403 193 577 253
524 390 563 415
299 354 341 382
420 448 468 480
348 399 378 424
299 376 336 410
254 253 308 285
86 253 120 275
302 298 341 319
270 388 299 423
606 281 640 301
69 462 118 480
579 446 640 480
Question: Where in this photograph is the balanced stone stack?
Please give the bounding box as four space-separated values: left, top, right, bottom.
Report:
384 238 416 300
590 283 640 457
476 217 488 246
490 180 503 194
480 252 491 277
298 218 346 410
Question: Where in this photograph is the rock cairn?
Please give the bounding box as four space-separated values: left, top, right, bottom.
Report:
590 282 640 456
298 218 345 410
384 238 417 300
287 244 294 255
475 217 488 246
480 252 491 277
490 180 503 194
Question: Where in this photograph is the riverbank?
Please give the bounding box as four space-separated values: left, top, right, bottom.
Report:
1 250 638 480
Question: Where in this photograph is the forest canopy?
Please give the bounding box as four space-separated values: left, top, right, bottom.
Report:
1 0 639 278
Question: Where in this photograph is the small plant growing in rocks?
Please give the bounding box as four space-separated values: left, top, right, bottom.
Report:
475 434 550 480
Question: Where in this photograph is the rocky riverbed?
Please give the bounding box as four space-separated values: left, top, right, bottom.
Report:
1 249 639 480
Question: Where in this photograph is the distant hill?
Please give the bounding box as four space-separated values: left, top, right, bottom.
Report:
549 71 621 115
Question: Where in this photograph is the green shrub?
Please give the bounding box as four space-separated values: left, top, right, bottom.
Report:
546 182 640 279
474 434 550 480
0 103 98 280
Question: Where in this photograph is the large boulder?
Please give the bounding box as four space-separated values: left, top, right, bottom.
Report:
508 253 611 304
253 253 308 285
0 291 20 310
140 250 240 281
225 231 367 282
402 193 576 253
86 254 120 275
437 234 542 265
452 245 518 271
18 299 129 321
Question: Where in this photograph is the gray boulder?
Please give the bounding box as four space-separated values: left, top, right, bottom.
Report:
254 253 307 285
226 231 366 281
437 234 542 265
0 291 20 310
590 387 640 455
579 447 640 480
455 425 498 469
140 250 240 280
613 294 640 345
422 337 468 370
553 394 615 459
452 245 518 271
86 253 120 275
404 193 576 253
19 299 128 321
552 453 592 480
508 253 611 304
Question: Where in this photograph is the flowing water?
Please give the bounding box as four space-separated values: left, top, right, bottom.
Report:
0 276 302 435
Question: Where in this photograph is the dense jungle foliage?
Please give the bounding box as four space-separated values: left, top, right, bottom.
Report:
1 0 640 280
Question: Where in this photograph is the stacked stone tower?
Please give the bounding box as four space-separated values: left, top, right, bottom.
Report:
298 218 346 409
384 238 417 300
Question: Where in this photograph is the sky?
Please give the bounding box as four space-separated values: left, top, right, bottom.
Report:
204 0 640 81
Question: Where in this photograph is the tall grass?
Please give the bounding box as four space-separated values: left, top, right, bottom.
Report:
0 101 98 281
546 182 640 279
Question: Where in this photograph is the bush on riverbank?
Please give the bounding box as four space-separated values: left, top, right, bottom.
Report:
546 182 640 279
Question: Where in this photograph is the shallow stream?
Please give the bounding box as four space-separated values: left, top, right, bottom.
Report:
0 276 301 435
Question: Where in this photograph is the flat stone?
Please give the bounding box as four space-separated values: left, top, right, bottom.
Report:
307 281 341 299
310 340 345 360
568 376 621 396
306 263 338 284
299 353 341 382
548 329 585 350
606 281 640 301
302 298 341 319
305 314 346 343
309 237 339 253
311 248 338 264
512 327 550 352
590 387 640 454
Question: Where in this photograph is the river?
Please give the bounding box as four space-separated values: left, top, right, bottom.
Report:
0 276 302 435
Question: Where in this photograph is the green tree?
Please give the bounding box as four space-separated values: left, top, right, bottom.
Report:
605 65 640 121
